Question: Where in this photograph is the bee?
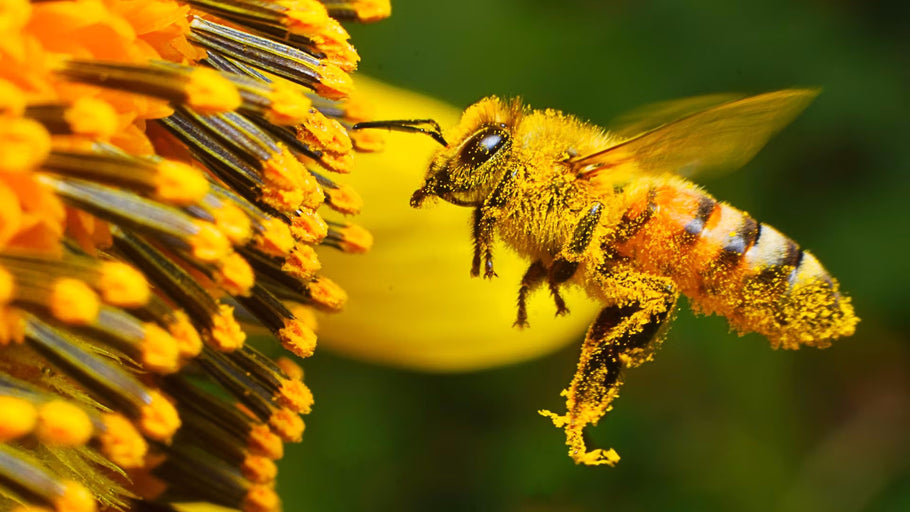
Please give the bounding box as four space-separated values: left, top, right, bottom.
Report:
355 90 858 466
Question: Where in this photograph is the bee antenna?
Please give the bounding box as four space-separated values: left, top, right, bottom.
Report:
351 119 448 147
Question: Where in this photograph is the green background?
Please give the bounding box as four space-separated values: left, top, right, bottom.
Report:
279 1 909 510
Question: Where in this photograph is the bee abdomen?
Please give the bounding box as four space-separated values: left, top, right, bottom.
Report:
614 182 858 348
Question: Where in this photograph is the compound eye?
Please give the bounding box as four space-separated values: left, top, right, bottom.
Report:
458 125 509 167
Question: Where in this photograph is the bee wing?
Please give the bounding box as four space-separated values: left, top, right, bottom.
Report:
574 89 819 179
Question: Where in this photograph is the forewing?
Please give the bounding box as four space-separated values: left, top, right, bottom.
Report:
574 89 819 179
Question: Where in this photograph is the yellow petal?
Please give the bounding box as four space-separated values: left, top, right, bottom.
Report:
316 76 599 372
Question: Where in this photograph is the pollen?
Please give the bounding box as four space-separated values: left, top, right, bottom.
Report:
188 221 231 263
141 323 180 374
269 408 304 443
0 118 51 173
98 413 148 469
277 379 314 414
97 261 149 307
35 400 93 447
241 455 278 484
184 68 242 114
279 320 317 359
216 252 255 297
255 218 296 257
168 310 203 360
243 485 280 512
50 278 99 325
139 390 180 442
324 183 363 214
248 423 284 460
153 160 209 205
0 396 37 441
55 480 96 512
210 304 246 352
283 244 322 280
63 97 118 139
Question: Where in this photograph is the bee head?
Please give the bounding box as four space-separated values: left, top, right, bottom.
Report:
412 97 521 208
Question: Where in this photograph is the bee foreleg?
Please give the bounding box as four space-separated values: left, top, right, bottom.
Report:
471 207 498 278
540 289 677 466
471 170 519 279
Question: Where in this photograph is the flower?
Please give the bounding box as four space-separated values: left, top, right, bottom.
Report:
0 0 389 511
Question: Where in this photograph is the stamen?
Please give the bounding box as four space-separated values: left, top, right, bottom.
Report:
25 98 118 139
321 0 392 22
110 228 232 339
152 443 280 512
131 296 203 361
74 305 180 374
23 314 179 441
324 222 373 253
56 59 242 114
162 377 283 460
1 253 149 308
290 209 329 245
0 444 96 512
323 183 363 215
297 111 353 173
188 16 352 100
40 150 209 206
39 175 231 264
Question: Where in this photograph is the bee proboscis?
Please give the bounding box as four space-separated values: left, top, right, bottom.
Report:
357 90 858 466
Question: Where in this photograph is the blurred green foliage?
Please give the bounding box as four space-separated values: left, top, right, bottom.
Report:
278 1 909 510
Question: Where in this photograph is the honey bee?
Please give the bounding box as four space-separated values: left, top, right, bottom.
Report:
356 90 858 466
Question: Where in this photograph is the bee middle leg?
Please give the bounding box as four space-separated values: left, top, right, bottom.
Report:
541 284 677 466
537 202 607 317
515 260 548 328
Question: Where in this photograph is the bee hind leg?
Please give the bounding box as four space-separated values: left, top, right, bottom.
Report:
540 289 677 466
